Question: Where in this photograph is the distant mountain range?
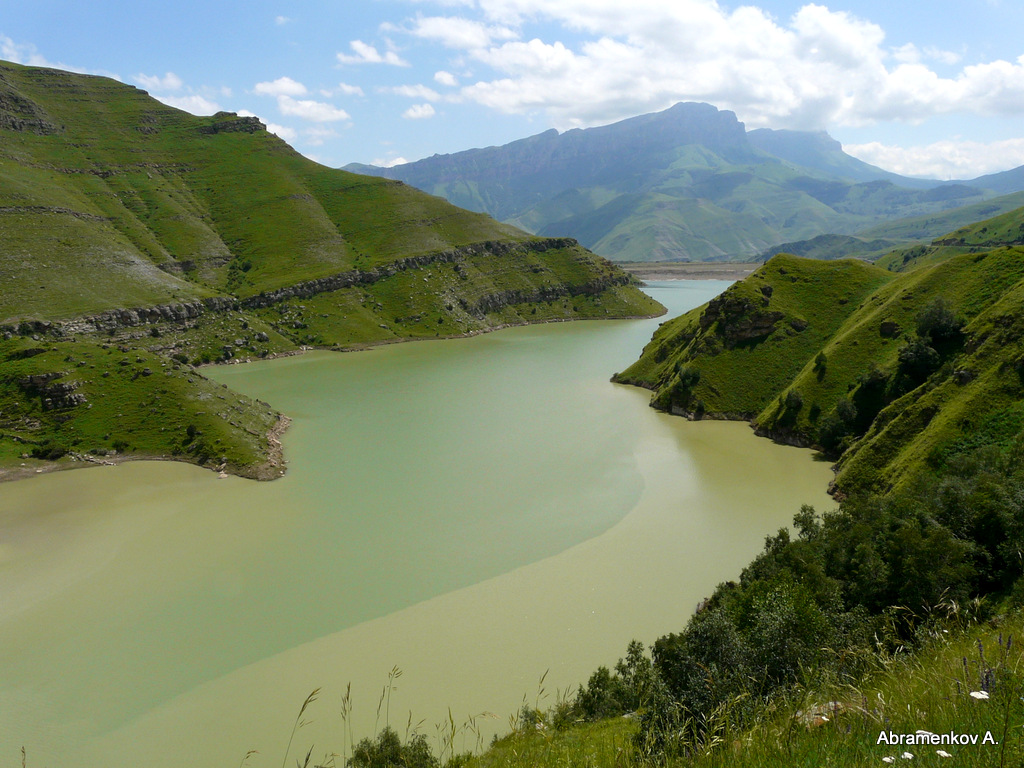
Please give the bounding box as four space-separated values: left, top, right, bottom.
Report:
346 103 1024 262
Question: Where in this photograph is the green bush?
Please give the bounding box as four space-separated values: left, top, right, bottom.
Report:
350 727 436 768
31 439 68 460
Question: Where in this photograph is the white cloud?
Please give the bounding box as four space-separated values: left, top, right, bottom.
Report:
434 70 458 87
251 80 351 123
267 123 299 142
337 40 409 66
410 15 518 49
0 35 98 75
336 82 366 96
403 103 436 119
275 15 291 26
389 84 442 100
375 0 1024 134
253 76 308 97
845 137 1024 179
303 126 340 146
372 155 410 167
134 72 183 92
924 46 962 66
278 95 351 122
0 35 56 67
156 94 222 115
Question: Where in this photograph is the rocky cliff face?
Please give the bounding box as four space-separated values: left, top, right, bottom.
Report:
0 71 60 134
0 238 614 340
698 291 785 348
198 112 266 135
239 238 596 308
0 297 238 338
17 372 88 410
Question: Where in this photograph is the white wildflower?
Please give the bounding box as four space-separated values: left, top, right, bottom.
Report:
937 750 952 758
970 690 990 700
883 758 895 764
902 753 914 759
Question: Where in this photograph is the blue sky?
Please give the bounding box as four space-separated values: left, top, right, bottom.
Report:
4 0 1024 179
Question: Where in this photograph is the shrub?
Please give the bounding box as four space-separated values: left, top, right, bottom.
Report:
895 337 940 389
31 439 68 460
916 297 964 347
350 727 437 768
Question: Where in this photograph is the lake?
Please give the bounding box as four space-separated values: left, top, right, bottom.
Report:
0 281 834 767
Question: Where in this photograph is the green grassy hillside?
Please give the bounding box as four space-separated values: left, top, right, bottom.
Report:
751 190 1024 266
617 207 1024 495
757 233 900 262
457 608 1024 768
0 60 661 479
616 255 894 418
876 199 1024 272
863 189 1024 247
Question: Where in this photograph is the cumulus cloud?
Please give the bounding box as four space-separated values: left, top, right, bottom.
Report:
253 76 308 97
434 70 459 87
156 94 222 115
403 103 436 119
303 126 340 146
378 0 1024 135
389 84 442 100
924 46 963 66
0 35 98 75
275 15 291 26
250 78 351 123
844 137 1024 179
135 72 183 92
336 82 365 96
409 15 517 49
372 155 410 167
337 40 409 66
278 95 351 122
1 35 57 67
267 123 299 142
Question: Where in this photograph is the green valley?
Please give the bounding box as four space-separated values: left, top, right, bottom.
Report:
6 5 1024 768
0 60 661 479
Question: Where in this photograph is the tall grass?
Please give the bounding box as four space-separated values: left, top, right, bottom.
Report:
251 609 1023 768
465 608 1024 768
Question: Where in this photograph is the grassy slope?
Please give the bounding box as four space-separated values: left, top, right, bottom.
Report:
0 61 539 318
835 247 1024 492
757 233 901 263
0 60 661 478
616 255 894 416
862 189 1024 251
748 190 1024 268
0 336 281 477
466 608 1024 768
877 200 1024 272
617 207 1024 495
